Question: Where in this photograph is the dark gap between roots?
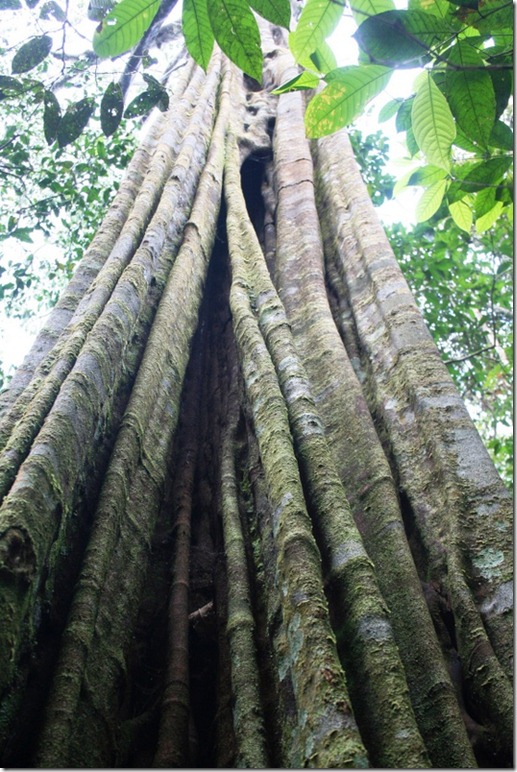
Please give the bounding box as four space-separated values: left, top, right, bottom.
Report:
240 154 269 246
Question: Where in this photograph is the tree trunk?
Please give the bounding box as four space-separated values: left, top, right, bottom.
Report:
0 25 512 770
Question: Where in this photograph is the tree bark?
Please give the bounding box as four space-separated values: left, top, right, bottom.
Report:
0 24 512 770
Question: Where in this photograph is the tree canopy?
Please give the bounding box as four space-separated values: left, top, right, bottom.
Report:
1 0 513 230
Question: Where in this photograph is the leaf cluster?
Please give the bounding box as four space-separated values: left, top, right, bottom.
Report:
164 0 512 229
276 0 513 230
3 0 513 230
349 128 395 206
0 79 136 319
1 0 175 145
91 0 291 81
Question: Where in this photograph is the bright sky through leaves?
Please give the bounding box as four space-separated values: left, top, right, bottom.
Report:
0 1 421 375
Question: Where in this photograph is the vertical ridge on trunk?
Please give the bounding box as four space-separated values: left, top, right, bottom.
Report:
312 129 513 762
32 57 228 767
152 343 199 769
227 121 369 767
219 362 269 768
225 99 431 767
0 61 198 437
270 50 477 767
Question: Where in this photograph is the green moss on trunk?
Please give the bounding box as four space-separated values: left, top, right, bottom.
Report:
0 32 512 770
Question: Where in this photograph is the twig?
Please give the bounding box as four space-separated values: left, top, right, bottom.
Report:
118 0 180 97
445 344 496 365
188 600 214 622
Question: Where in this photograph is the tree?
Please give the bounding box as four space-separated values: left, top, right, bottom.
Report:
0 20 512 772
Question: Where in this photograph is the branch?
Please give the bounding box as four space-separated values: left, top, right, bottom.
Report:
188 600 214 622
59 0 70 76
118 0 180 97
431 52 513 72
445 344 495 365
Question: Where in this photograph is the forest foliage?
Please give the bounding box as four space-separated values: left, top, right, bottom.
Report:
1 0 513 229
0 0 513 482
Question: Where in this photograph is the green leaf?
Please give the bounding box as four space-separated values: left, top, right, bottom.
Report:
445 0 477 7
354 10 446 67
93 0 161 59
249 0 290 27
460 156 512 193
349 0 395 27
448 196 473 231
393 167 416 195
445 42 495 147
272 70 321 94
476 200 503 232
142 73 161 89
124 82 168 118
447 161 478 201
406 125 419 156
474 186 496 218
409 0 452 19
309 41 337 74
471 0 513 34
496 183 513 207
0 75 23 100
124 91 158 118
56 97 95 148
489 67 512 120
142 73 170 109
412 72 456 171
415 178 448 220
289 0 344 70
484 41 512 57
378 97 402 122
100 81 124 136
395 97 414 132
454 125 480 152
207 0 263 82
182 0 214 71
488 120 513 150
11 35 52 74
43 90 61 144
305 65 392 138
408 164 448 186
39 0 65 20
0 0 21 8
8 227 33 242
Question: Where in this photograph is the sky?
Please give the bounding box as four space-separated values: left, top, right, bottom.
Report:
328 13 421 224
0 2 421 376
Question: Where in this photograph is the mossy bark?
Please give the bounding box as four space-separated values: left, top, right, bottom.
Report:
0 26 512 771
312 129 513 761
